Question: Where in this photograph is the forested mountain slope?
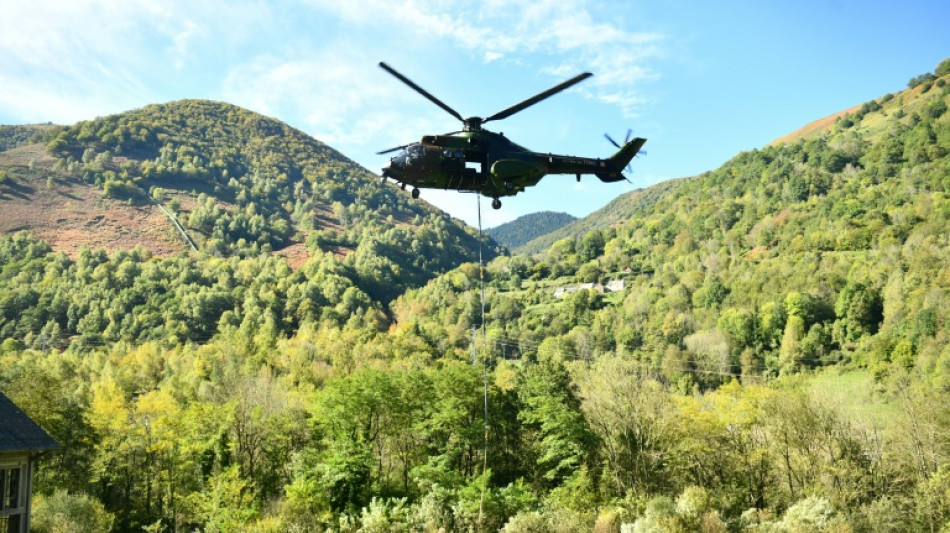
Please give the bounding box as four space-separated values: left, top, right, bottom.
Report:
398 59 950 380
486 211 576 249
382 59 950 526
515 179 679 255
0 100 493 304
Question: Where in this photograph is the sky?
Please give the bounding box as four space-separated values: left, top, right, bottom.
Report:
2 1 949 228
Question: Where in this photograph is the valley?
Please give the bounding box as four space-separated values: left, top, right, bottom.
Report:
2 58 950 532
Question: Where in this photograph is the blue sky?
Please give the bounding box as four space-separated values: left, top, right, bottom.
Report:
2 1 949 228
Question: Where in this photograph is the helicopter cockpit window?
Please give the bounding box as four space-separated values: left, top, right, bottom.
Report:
409 146 423 157
454 149 464 158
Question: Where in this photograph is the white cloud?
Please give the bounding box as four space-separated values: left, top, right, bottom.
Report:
1 0 663 131
220 46 455 157
304 0 664 118
0 1 164 121
169 19 201 70
483 51 504 63
0 0 271 123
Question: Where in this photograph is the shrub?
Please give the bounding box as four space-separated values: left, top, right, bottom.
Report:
501 511 547 533
779 496 838 531
31 490 114 533
0 338 23 353
927 99 947 119
908 72 936 89
936 57 950 77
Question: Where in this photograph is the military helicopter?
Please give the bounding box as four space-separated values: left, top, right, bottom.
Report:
377 62 646 209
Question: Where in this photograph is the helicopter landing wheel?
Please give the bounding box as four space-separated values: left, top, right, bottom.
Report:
491 198 502 210
411 188 420 199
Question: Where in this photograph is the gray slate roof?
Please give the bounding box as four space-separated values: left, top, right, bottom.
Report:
0 391 60 452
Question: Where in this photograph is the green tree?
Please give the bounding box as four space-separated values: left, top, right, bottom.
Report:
516 360 594 489
717 308 756 350
575 355 675 495
693 276 728 309
579 230 605 261
834 281 883 344
779 315 806 373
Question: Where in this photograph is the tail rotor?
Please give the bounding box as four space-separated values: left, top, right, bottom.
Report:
604 128 645 173
603 128 633 150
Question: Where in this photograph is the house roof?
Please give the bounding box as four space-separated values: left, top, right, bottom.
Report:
0 391 60 453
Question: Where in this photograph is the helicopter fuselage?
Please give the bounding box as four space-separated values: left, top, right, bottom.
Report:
381 130 632 207
376 62 645 209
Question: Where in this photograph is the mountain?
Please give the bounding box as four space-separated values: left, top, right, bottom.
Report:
0 100 494 303
486 211 576 249
520 62 950 259
396 58 950 378
372 60 950 528
771 66 950 147
514 180 680 255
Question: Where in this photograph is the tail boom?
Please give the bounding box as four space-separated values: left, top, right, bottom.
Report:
533 136 647 183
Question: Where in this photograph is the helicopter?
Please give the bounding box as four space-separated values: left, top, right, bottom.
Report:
377 62 647 210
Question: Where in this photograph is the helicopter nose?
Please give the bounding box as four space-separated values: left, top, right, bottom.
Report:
381 159 401 178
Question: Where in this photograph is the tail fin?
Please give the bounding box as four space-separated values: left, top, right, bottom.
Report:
597 137 646 182
609 137 646 171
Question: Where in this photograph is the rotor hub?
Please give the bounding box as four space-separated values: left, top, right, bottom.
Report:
463 117 483 131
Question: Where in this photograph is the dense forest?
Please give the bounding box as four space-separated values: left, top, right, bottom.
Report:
486 211 576 250
2 59 950 532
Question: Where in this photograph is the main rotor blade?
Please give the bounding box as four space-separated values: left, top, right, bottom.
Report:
377 143 410 155
379 62 465 123
484 72 593 123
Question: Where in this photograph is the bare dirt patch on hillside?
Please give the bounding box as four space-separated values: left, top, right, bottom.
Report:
0 144 188 258
1 143 342 267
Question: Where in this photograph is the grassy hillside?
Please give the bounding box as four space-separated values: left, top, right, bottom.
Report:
0 142 191 256
773 62 950 146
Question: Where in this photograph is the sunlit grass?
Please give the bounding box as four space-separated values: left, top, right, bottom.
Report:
806 367 900 428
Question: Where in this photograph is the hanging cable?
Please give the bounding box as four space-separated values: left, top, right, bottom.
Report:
475 193 489 531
